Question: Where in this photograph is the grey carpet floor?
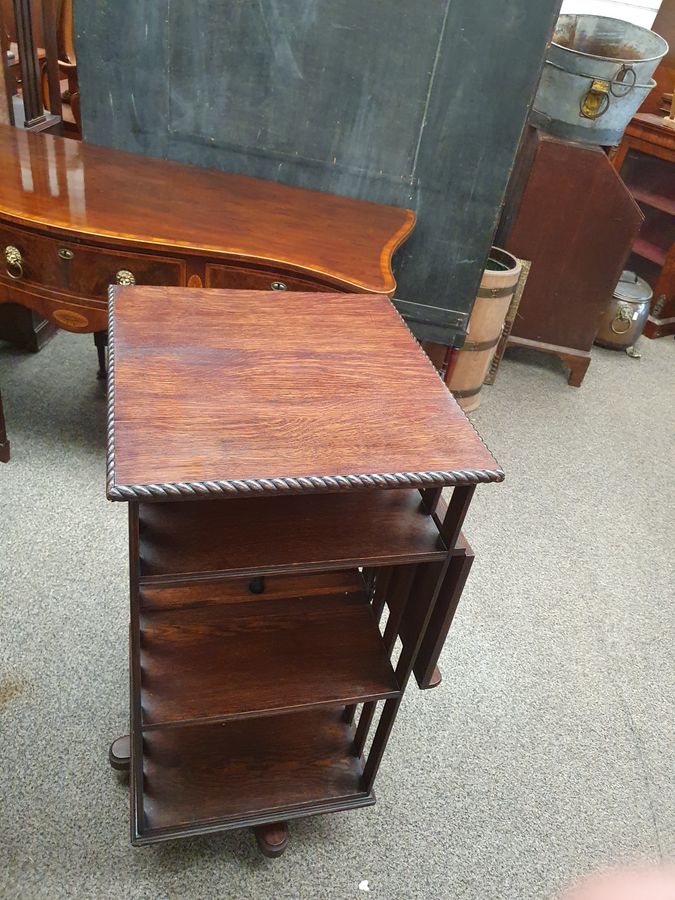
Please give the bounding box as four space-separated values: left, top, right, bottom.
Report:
0 330 673 900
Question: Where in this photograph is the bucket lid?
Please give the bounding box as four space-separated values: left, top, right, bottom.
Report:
613 270 652 302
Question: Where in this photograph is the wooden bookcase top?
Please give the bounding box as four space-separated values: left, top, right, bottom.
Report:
107 287 503 501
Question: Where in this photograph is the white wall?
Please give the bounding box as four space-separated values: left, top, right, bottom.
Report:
560 0 662 29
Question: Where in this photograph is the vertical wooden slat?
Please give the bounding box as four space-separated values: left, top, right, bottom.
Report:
128 502 145 842
13 0 46 126
345 565 394 727
371 565 393 625
438 484 475 550
419 486 444 515
381 565 417 655
0 0 15 124
414 544 475 689
362 558 449 789
354 564 417 757
41 0 63 118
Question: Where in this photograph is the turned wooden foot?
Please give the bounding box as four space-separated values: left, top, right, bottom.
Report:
427 665 443 689
109 734 130 771
253 821 289 858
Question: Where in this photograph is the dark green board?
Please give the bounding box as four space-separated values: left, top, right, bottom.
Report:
74 0 561 345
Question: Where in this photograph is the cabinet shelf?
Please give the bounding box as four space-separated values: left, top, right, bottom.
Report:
139 591 399 729
629 184 675 216
134 708 372 844
633 236 668 266
138 489 446 582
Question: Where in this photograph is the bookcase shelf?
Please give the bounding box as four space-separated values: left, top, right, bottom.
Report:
139 591 400 729
134 708 372 844
138 489 447 582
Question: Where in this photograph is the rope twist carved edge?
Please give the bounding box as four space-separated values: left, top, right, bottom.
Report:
105 287 505 502
105 287 117 499
107 468 504 501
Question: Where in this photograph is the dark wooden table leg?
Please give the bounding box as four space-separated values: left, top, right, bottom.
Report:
94 330 108 380
253 821 289 858
109 734 130 772
0 386 10 463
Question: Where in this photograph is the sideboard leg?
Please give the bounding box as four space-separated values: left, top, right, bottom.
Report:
427 666 443 688
0 388 10 462
94 330 108 380
253 821 290 858
109 734 130 771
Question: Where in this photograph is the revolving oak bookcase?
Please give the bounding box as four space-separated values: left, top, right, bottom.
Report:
106 285 502 857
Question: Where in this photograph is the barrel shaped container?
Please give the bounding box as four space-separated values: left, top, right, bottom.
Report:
531 14 668 146
448 248 521 413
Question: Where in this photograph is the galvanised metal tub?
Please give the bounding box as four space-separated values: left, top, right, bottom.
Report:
531 14 668 146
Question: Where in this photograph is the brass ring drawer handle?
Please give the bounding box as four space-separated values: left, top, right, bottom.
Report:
115 269 136 286
5 245 23 280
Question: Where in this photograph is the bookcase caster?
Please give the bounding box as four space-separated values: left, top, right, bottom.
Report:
253 821 289 858
109 734 130 772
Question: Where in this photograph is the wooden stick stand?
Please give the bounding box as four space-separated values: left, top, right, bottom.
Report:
111 486 475 853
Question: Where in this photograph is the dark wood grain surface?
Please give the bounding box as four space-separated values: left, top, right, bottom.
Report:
138 491 446 579
139 709 369 841
140 570 364 611
109 287 502 499
504 131 643 381
0 124 413 293
140 592 399 727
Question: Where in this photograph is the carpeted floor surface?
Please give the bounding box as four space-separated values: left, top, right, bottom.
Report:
1 329 673 900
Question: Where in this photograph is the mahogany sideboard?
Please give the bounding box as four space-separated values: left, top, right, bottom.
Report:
0 123 415 459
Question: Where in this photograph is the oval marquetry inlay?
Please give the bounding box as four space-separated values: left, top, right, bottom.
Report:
53 309 89 329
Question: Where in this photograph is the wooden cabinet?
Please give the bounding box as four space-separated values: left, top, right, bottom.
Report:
498 128 644 385
106 286 502 853
613 114 675 338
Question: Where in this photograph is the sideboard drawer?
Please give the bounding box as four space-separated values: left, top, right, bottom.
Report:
205 263 342 293
0 226 185 297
